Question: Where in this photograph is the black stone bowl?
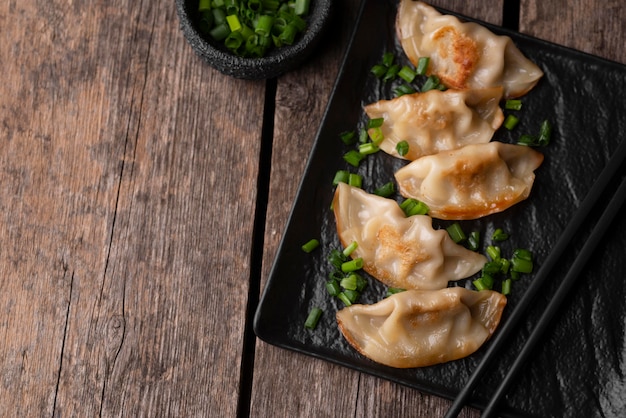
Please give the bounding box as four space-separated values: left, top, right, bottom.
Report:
176 0 333 80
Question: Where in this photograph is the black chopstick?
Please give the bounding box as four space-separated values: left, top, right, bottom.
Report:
444 137 626 418
481 171 626 417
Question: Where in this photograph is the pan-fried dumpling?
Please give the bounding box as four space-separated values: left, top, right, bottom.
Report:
332 183 486 290
395 142 544 220
396 0 543 98
336 287 507 368
364 87 504 160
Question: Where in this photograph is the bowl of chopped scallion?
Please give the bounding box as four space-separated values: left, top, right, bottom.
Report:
176 0 333 79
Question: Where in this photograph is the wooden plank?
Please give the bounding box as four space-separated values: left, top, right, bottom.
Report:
0 0 265 416
521 0 626 65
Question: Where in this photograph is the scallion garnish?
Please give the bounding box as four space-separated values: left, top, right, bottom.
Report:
511 249 534 273
358 142 379 155
325 279 341 297
370 64 387 78
398 65 417 83
342 241 358 257
486 245 501 261
337 292 352 307
340 274 358 291
332 170 349 186
394 84 417 97
301 238 319 253
446 222 467 244
538 119 552 146
348 173 362 188
421 75 445 92
367 117 384 129
492 228 509 241
382 52 394 67
197 0 310 58
396 140 410 157
505 99 523 111
368 127 384 145
467 231 480 251
400 198 429 216
503 114 520 130
343 150 365 167
304 307 322 329
341 258 364 273
339 130 357 145
383 64 401 82
373 182 395 198
416 57 430 75
501 278 512 296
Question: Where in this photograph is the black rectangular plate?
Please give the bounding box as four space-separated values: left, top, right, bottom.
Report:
254 1 626 417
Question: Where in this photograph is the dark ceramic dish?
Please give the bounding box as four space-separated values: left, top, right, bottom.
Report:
254 1 626 417
176 0 333 79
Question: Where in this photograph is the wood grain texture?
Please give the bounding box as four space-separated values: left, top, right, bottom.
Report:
521 0 626 65
1 0 265 416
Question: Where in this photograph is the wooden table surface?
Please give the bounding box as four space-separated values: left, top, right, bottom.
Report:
2 0 624 416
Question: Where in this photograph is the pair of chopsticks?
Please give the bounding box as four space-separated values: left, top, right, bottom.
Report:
445 137 626 418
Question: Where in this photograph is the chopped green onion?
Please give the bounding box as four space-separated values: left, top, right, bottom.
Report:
255 15 275 37
499 258 511 274
373 182 395 198
518 134 538 146
504 114 520 130
342 241 358 257
486 245 501 261
328 249 347 269
396 140 409 157
348 173 362 188
339 130 356 145
370 64 387 78
383 64 401 82
325 279 341 296
505 99 523 111
226 14 242 32
473 277 491 291
343 289 360 303
358 142 379 155
538 119 552 146
467 231 480 251
343 150 365 167
341 258 364 273
511 257 533 274
358 129 369 143
398 65 416 83
367 118 384 129
199 0 212 11
368 127 384 145
355 274 368 292
301 238 319 253
394 84 417 97
416 57 430 75
501 278 512 296
337 292 352 307
293 0 310 15
332 170 350 186
304 307 322 329
382 52 394 67
400 198 429 216
483 260 502 275
492 228 509 241
421 75 444 92
340 274 358 291
446 222 466 243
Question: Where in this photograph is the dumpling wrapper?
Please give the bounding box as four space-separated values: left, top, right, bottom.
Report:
364 87 504 160
332 183 487 290
336 287 507 368
396 0 544 98
395 142 544 220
